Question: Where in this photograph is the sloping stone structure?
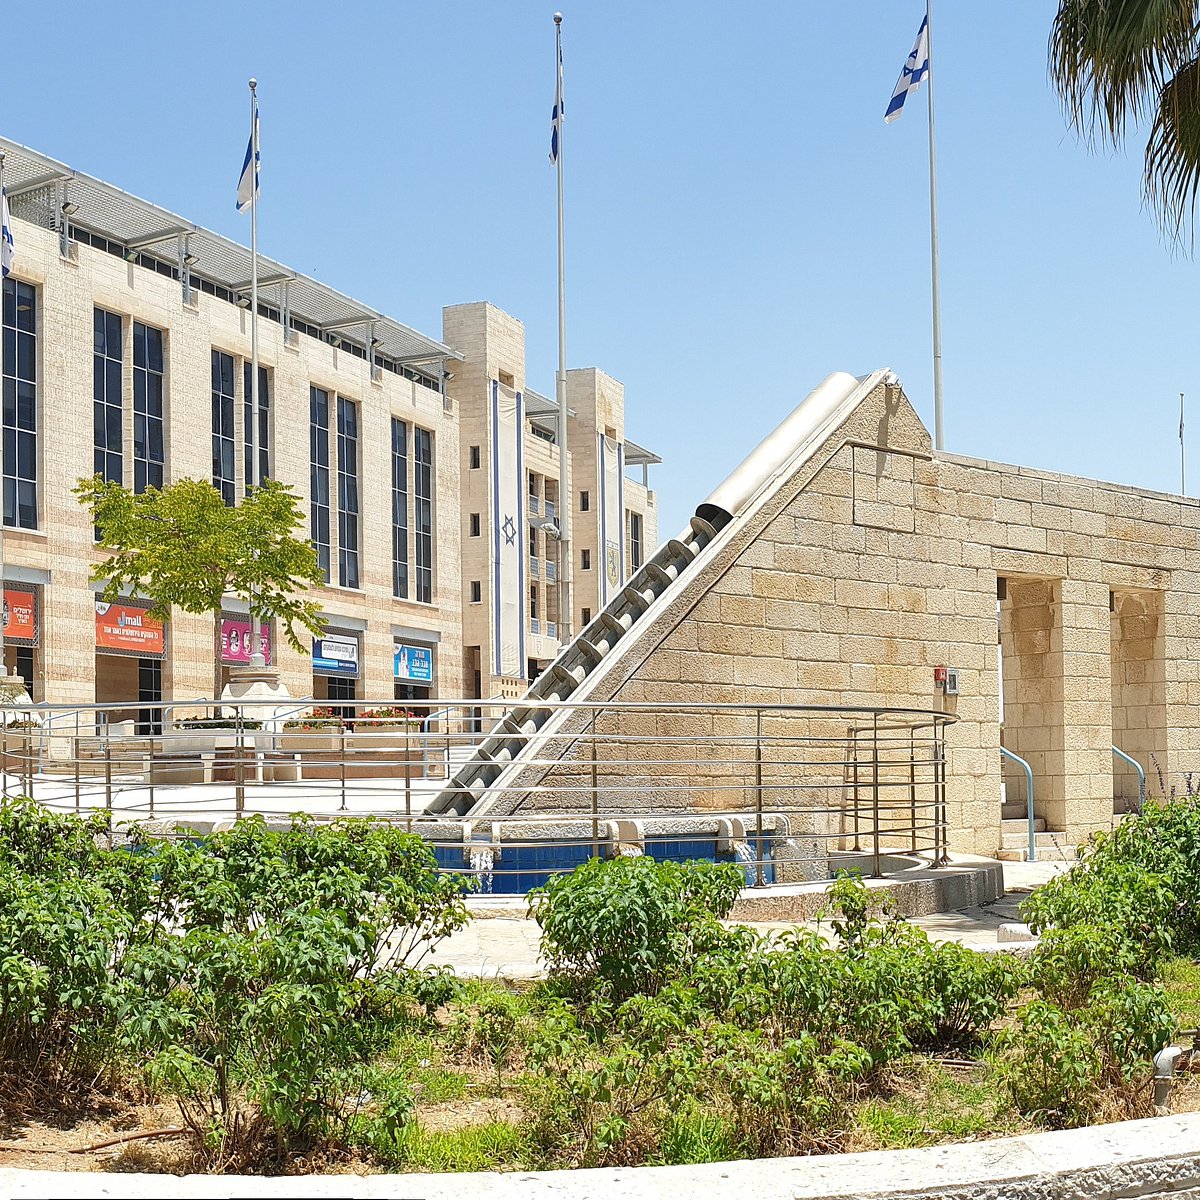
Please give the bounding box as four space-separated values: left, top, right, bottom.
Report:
444 371 1194 858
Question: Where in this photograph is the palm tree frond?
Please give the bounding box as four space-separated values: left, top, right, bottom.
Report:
1145 53 1200 240
1050 0 1199 144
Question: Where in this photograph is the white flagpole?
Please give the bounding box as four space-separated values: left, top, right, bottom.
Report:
1181 392 1186 495
925 0 944 451
554 13 572 643
0 153 7 681
248 78 265 670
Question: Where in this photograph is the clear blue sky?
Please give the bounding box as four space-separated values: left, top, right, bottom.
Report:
10 2 1198 538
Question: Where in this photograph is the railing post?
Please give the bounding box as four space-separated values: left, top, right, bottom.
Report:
754 708 765 888
104 732 113 842
404 723 412 832
338 715 347 812
870 711 881 877
234 705 245 819
850 729 861 852
590 711 599 859
148 736 155 818
909 727 918 852
73 709 80 815
1 719 7 799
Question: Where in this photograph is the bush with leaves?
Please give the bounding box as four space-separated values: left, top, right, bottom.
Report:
528 854 744 1001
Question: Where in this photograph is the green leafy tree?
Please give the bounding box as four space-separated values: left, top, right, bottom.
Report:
74 475 326 670
1051 0 1200 239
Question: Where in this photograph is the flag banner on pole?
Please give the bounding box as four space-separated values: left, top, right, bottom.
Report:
885 15 929 124
1 187 11 279
236 107 260 213
599 434 625 605
490 381 526 678
550 40 564 164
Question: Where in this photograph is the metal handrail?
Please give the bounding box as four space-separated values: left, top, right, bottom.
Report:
999 745 1036 863
0 697 954 886
1111 744 1145 813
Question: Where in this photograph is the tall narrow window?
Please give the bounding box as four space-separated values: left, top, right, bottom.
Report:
337 396 359 589
211 350 236 505
309 386 331 582
391 417 409 598
414 427 434 604
3 280 37 529
629 511 643 571
132 322 164 494
93 308 123 486
242 361 270 489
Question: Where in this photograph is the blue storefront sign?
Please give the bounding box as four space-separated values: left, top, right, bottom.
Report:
394 642 434 683
312 634 360 677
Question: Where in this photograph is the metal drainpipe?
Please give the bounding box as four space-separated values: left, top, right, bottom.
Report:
999 746 1036 863
1155 1045 1183 1113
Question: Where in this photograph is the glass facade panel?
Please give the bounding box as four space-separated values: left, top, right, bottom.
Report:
309 387 330 582
211 350 236 505
336 396 359 589
93 308 122 487
132 321 165 494
391 417 408 598
2 280 37 529
242 361 270 489
414 427 433 604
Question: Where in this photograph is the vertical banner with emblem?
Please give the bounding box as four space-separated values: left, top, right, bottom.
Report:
490 381 525 677
599 433 625 605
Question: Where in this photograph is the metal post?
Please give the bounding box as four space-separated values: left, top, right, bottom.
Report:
1 722 7 799
590 712 599 858
871 712 882 877
850 729 861 851
754 708 765 888
148 736 155 818
909 726 918 852
73 709 80 814
338 715 347 812
926 0 945 450
104 736 113 830
935 720 950 866
247 78 265 670
404 723 412 832
234 705 245 818
552 13 572 642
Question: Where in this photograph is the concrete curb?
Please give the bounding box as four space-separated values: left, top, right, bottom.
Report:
5 1112 1200 1199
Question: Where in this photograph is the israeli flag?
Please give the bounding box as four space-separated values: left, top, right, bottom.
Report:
885 15 929 124
236 108 260 213
549 41 563 164
1 188 11 279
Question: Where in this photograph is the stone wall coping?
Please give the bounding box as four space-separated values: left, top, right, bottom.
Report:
5 1112 1200 1198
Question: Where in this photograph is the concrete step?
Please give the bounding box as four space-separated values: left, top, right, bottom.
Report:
997 845 1078 863
1001 816 1047 834
1001 830 1070 850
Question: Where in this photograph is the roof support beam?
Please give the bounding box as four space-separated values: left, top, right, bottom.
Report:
319 314 381 333
7 171 71 199
228 271 294 291
126 224 191 250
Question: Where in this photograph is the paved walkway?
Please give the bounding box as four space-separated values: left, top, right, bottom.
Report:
432 861 1070 979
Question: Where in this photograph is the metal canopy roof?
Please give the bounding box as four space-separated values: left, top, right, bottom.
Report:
0 135 459 370
624 439 662 467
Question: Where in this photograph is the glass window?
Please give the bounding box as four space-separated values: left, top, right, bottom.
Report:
391 418 409 598
242 361 270 490
580 490 589 512
629 511 644 571
470 580 481 603
469 445 480 470
414 427 434 604
211 350 236 505
93 308 122 487
581 548 591 571
337 396 359 589
309 387 331 582
132 322 165 494
3 280 37 529
470 512 481 538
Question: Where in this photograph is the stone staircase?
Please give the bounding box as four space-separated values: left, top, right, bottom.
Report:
997 812 1077 862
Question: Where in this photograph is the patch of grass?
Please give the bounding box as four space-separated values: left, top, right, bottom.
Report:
652 1105 741 1165
379 1120 532 1172
851 1056 1025 1151
1162 958 1200 1029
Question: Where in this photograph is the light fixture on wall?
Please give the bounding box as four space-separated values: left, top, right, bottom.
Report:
236 295 251 309
60 201 79 216
124 248 139 262
330 334 342 348
443 370 456 382
183 252 198 266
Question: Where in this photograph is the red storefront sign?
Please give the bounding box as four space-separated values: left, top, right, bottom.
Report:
220 618 272 666
95 601 164 656
3 590 36 642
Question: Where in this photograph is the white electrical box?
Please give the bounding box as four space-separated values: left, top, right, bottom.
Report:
943 667 960 695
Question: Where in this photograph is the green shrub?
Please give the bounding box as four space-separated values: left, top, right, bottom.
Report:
528 855 744 1001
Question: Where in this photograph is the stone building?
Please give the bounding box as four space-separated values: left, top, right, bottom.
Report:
438 370 1192 858
0 135 658 716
